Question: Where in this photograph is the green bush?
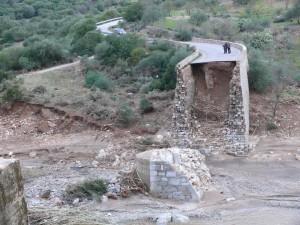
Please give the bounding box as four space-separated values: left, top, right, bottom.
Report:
233 0 253 5
85 71 113 92
248 49 273 92
266 121 278 130
70 18 96 42
238 17 271 32
140 98 154 113
2 27 29 42
71 31 103 56
175 29 192 41
23 39 67 69
141 5 163 25
136 51 170 77
65 179 107 201
95 34 144 65
123 2 144 22
130 47 146 65
248 31 273 49
0 70 8 83
149 48 191 91
190 10 209 26
1 80 23 103
0 47 25 71
117 103 135 127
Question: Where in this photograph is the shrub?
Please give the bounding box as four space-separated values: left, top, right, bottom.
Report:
0 47 25 71
190 10 209 26
23 35 44 47
233 0 253 5
238 17 271 32
117 103 135 127
248 49 272 92
70 18 96 42
248 31 273 49
266 121 278 130
2 27 29 42
135 51 170 77
175 29 192 41
149 48 191 91
1 80 23 103
130 47 146 65
65 179 107 201
23 40 67 69
140 98 154 114
85 71 113 92
96 34 144 65
142 5 163 25
18 56 36 70
0 70 8 84
123 2 144 22
71 31 103 56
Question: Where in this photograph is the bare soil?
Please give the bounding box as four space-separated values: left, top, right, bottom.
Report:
1 63 300 225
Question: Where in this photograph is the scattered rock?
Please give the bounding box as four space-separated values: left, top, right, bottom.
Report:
72 198 80 206
106 192 118 200
54 197 63 206
29 151 37 158
92 160 99 168
226 197 236 202
40 189 51 199
295 154 300 161
155 213 172 225
96 149 107 160
172 213 190 224
101 195 108 203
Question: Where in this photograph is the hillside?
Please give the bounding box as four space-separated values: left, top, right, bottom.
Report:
0 0 300 225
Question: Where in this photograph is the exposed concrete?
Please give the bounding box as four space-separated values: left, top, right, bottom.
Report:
0 158 28 225
136 148 211 202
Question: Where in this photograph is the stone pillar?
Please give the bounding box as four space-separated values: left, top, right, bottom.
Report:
173 64 194 148
225 63 249 156
0 158 28 225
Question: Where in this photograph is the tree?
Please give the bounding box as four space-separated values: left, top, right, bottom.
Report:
285 0 300 23
71 31 103 56
142 5 163 25
23 40 67 68
190 10 209 26
70 18 96 43
248 49 272 92
123 2 144 22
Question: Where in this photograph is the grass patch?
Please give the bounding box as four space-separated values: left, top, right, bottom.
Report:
155 18 178 30
65 179 107 202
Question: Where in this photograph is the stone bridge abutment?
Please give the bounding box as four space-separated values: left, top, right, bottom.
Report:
173 39 250 156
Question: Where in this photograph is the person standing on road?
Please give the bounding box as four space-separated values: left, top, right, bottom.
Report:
227 42 231 54
223 43 228 54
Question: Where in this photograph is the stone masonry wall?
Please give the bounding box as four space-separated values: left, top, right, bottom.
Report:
136 148 211 202
0 158 28 225
173 38 250 156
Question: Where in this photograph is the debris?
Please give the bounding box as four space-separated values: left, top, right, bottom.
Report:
106 192 118 200
29 151 37 158
172 213 190 223
40 190 51 199
72 198 80 206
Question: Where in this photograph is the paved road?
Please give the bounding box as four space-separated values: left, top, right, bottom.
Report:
97 18 242 63
188 42 241 63
96 18 124 35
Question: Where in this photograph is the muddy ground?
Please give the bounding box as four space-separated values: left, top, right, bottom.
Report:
0 101 300 225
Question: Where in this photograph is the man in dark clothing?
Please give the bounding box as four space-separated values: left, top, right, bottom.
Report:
223 43 228 54
227 42 231 54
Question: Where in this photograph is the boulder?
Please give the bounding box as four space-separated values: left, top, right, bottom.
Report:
0 158 28 225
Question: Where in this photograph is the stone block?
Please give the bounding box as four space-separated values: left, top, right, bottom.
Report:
0 158 28 225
